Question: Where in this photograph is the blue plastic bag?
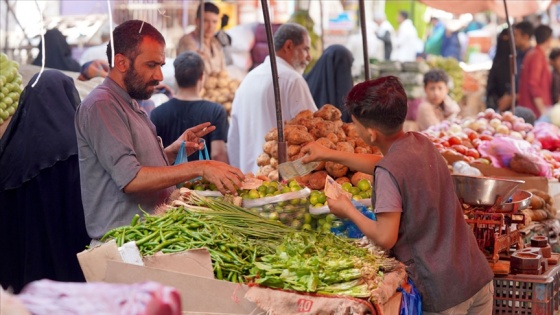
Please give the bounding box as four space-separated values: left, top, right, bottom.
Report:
330 202 376 238
174 139 210 188
398 277 422 315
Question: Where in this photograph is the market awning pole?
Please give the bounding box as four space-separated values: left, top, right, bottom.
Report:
4 0 9 54
260 0 288 173
4 0 33 46
503 0 517 113
199 0 204 50
319 0 324 52
358 0 370 80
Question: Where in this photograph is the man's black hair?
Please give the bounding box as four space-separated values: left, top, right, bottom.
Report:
106 20 165 67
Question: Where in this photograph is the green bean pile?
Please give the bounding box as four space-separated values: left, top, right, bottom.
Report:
101 194 293 283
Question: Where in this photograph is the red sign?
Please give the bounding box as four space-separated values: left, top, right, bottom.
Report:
297 298 313 313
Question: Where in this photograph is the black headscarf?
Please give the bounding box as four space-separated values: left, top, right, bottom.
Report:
32 28 81 72
0 70 81 190
486 28 512 110
305 45 354 122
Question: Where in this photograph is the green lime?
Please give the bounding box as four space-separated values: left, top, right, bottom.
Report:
304 213 313 224
288 180 300 188
352 195 362 200
269 212 279 220
326 214 337 223
194 185 205 191
259 191 266 198
317 193 327 204
209 183 218 191
341 182 353 192
269 181 279 188
261 181 270 187
309 195 319 206
310 190 321 197
278 201 287 207
357 179 372 192
290 198 300 205
322 223 332 232
291 220 303 229
273 190 281 196
349 187 361 196
359 191 370 199
302 223 313 231
248 189 260 199
281 186 291 194
266 185 277 194
257 185 267 194
290 185 302 192
314 203 324 207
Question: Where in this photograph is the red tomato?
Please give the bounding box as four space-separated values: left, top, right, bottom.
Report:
441 140 450 147
468 132 479 141
479 134 493 141
448 136 462 146
452 144 468 155
466 149 481 159
471 138 482 148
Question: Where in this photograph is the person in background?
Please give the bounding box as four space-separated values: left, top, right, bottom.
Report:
79 31 111 65
518 24 554 118
513 21 535 89
416 69 461 131
32 28 81 72
550 48 560 104
228 23 317 174
215 14 233 66
373 12 394 61
151 51 229 163
424 17 445 56
486 28 512 111
0 70 90 293
75 20 243 242
305 45 354 123
301 76 494 314
393 11 420 62
441 20 464 61
177 2 225 75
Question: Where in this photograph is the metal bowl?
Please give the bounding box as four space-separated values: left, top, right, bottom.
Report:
452 175 525 206
498 190 533 213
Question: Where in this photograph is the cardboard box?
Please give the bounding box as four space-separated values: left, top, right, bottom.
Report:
443 152 549 192
77 240 264 315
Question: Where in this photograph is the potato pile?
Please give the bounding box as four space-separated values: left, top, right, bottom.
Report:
257 105 381 189
520 189 557 224
200 70 240 114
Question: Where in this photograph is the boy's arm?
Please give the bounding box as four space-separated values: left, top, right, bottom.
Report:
301 142 382 174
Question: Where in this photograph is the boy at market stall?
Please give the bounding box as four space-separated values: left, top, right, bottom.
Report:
75 20 244 243
415 69 461 131
301 76 494 314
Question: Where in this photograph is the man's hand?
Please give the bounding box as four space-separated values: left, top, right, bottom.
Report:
301 142 333 164
165 122 216 162
326 194 355 219
201 161 245 194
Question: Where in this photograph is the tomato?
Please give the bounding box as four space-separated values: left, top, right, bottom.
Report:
451 144 468 155
479 134 493 141
471 138 482 148
448 136 462 146
466 149 480 159
440 140 450 147
468 132 479 141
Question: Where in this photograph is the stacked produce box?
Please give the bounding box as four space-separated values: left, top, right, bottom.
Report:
371 60 428 100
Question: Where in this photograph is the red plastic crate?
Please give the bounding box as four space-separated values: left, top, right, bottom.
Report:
493 263 560 314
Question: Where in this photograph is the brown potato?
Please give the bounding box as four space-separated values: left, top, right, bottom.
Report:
218 70 229 78
286 130 314 145
270 157 278 168
314 161 326 171
258 165 274 177
343 123 359 138
314 104 342 121
263 140 277 155
326 132 339 144
268 170 279 181
287 110 314 125
204 76 218 89
256 153 271 166
294 173 311 186
335 177 351 185
336 142 354 153
325 161 348 178
315 137 336 150
354 147 370 154
307 171 328 190
265 128 278 141
288 145 301 157
335 129 347 142
530 195 545 210
310 120 336 138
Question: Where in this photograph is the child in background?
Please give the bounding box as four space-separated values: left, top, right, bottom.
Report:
416 69 461 131
550 48 560 105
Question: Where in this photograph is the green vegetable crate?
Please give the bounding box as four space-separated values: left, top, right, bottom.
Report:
242 187 311 230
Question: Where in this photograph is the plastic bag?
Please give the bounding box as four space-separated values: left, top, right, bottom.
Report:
329 202 376 238
533 122 560 151
174 139 210 188
242 188 311 229
398 277 423 315
478 136 551 177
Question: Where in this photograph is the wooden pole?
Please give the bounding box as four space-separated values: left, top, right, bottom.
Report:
503 0 517 113
358 0 370 80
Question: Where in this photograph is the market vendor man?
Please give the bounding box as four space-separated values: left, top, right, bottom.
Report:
75 20 244 242
302 76 494 314
176 2 225 75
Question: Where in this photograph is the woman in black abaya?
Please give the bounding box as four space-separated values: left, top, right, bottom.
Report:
32 28 81 72
305 45 354 122
0 70 90 293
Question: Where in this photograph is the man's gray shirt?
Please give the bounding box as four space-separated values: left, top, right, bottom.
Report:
75 77 174 239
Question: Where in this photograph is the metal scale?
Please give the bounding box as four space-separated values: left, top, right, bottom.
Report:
452 175 533 263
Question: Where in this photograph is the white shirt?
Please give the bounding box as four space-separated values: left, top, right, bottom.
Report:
227 56 317 174
393 19 420 62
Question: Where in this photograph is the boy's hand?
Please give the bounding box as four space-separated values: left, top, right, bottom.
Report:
326 194 354 219
301 142 332 163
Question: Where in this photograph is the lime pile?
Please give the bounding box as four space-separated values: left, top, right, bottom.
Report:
0 53 22 126
343 179 372 200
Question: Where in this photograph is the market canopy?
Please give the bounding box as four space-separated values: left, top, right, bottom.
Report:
418 0 552 18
